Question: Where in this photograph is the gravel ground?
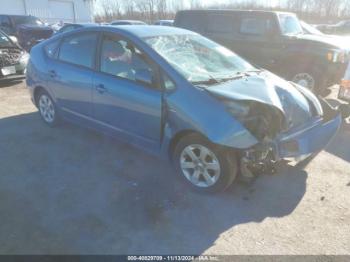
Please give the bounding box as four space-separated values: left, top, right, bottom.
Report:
0 80 349 255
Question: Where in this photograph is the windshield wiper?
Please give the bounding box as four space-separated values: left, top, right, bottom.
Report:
216 71 256 83
192 70 263 86
191 77 219 86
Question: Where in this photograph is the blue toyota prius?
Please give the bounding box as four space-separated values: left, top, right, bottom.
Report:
26 25 343 193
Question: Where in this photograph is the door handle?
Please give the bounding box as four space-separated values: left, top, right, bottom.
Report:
48 70 57 78
96 84 107 94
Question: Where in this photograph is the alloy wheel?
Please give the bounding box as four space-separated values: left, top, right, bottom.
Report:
180 144 221 188
292 73 315 91
39 94 55 123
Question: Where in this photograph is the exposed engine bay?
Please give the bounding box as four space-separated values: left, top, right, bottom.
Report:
0 48 22 68
235 98 343 179
235 102 284 178
203 70 344 179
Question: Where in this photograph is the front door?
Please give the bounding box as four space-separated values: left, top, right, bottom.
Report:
92 33 162 150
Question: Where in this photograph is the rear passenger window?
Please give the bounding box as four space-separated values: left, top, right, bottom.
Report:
207 15 233 33
240 18 271 35
58 33 97 68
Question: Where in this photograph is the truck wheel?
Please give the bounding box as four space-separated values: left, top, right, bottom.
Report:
173 133 238 193
292 72 316 91
290 68 326 94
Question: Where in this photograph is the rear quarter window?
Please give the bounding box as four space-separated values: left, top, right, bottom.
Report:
44 39 60 58
58 33 97 68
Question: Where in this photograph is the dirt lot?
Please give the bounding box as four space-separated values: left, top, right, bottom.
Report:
0 80 349 255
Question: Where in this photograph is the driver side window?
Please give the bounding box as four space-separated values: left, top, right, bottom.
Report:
99 35 153 82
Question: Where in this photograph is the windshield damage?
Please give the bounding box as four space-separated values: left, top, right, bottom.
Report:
145 34 255 86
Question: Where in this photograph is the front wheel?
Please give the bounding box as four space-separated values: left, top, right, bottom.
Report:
173 134 238 193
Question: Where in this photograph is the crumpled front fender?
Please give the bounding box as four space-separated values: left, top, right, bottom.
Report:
161 86 259 155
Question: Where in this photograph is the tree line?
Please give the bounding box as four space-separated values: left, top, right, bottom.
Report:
95 0 350 24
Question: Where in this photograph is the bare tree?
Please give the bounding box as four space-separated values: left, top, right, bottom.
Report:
95 0 350 24
99 0 122 21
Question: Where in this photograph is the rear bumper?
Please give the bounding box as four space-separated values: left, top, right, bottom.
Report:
275 102 341 161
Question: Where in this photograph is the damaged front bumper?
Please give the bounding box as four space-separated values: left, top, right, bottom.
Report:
275 100 341 163
243 100 342 171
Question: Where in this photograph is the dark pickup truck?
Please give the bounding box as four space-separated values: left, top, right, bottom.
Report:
174 10 349 93
0 15 53 51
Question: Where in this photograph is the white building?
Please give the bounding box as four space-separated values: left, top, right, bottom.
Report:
0 0 94 23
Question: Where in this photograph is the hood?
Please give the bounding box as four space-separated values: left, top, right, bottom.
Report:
206 72 315 129
17 24 53 32
295 34 349 50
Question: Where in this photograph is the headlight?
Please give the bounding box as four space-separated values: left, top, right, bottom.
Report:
19 52 30 64
224 101 250 119
327 50 348 63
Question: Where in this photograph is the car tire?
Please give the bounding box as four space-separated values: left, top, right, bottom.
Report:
173 133 238 193
37 90 59 127
290 67 325 94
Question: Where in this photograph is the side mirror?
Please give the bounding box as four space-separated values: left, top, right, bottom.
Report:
9 35 18 44
135 69 154 86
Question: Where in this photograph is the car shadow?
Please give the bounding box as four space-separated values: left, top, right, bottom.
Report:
0 79 24 88
0 112 307 254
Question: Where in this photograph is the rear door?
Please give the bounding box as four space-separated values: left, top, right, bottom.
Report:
92 33 162 150
46 32 98 117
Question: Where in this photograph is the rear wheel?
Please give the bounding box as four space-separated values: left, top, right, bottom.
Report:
173 133 238 193
37 90 59 127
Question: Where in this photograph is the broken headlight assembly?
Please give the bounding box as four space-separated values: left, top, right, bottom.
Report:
224 100 283 141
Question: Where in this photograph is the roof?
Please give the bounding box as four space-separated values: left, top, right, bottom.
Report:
103 25 196 38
